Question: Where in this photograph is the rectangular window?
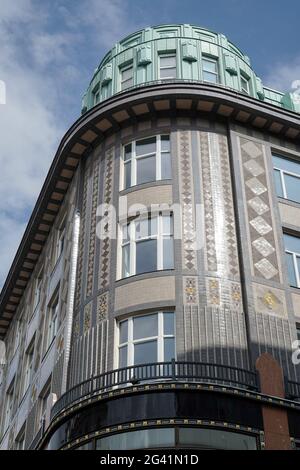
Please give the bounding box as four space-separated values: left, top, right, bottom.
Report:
54 223 65 265
3 381 14 432
159 54 176 79
120 214 174 278
284 233 300 288
32 270 43 312
118 311 175 368
241 75 250 94
122 135 171 189
22 340 34 396
46 294 59 351
273 154 300 203
94 91 100 105
13 320 21 356
202 57 219 83
121 65 133 90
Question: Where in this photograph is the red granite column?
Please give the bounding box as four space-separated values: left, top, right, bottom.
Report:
256 353 292 450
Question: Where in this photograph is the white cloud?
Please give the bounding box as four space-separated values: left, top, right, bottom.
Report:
263 57 300 93
0 0 138 288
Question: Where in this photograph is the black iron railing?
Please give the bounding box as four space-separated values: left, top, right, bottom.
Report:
50 360 259 421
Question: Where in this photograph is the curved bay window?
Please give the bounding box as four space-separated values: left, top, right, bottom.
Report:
117 311 175 368
122 135 171 190
120 213 174 278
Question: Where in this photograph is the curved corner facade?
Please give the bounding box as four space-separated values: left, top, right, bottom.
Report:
82 24 300 114
1 24 300 451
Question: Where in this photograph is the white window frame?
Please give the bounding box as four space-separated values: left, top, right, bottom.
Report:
53 222 65 266
285 244 300 288
94 90 100 105
121 134 171 190
120 65 133 91
45 294 59 351
240 74 250 94
159 54 177 79
22 341 34 397
32 269 43 312
273 157 300 202
118 213 174 279
202 57 219 83
116 311 176 368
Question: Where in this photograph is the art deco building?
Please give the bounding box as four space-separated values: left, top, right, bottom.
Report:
1 24 300 451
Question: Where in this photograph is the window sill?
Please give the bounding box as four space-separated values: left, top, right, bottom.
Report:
120 179 172 196
116 269 175 285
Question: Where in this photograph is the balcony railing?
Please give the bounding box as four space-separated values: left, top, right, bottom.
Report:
50 360 259 421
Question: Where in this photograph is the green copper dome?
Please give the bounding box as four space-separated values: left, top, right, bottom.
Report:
82 24 299 114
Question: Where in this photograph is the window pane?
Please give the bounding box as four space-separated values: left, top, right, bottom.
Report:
178 428 257 450
160 67 176 78
136 155 156 185
285 174 300 203
136 137 156 156
122 68 133 81
135 218 157 240
119 346 128 368
133 314 158 340
122 224 130 243
160 56 176 67
284 234 300 253
134 340 157 364
164 337 175 361
124 161 131 189
203 59 217 73
273 169 284 197
161 135 170 152
136 239 157 274
121 78 133 90
161 152 172 179
163 237 174 269
203 71 218 83
286 252 297 287
96 428 175 450
162 215 173 235
273 154 300 174
164 312 174 335
124 144 132 161
119 320 128 344
122 244 130 278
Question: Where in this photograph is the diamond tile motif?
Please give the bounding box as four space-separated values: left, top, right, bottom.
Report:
250 216 272 236
246 177 267 196
244 159 264 177
241 140 262 158
248 197 269 215
255 259 278 280
252 237 275 257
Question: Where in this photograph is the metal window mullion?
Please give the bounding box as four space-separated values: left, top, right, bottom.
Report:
157 135 161 181
128 318 134 366
130 221 135 276
158 312 164 362
157 215 163 270
294 253 300 288
280 170 288 199
132 141 137 187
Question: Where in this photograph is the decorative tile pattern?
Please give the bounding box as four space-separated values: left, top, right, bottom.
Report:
97 292 109 322
206 278 220 306
86 157 100 297
199 132 240 279
75 163 89 309
253 283 287 317
83 302 92 334
240 138 280 282
178 131 196 271
98 148 114 289
183 277 199 304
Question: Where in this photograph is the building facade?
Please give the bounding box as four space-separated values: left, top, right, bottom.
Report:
1 24 300 450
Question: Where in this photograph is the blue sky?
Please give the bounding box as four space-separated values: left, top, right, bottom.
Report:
0 0 300 288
